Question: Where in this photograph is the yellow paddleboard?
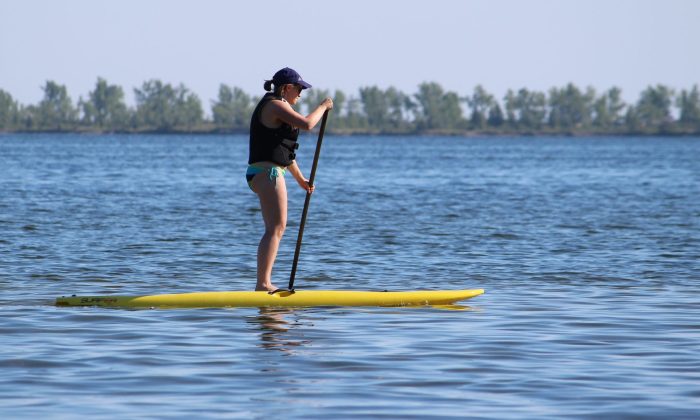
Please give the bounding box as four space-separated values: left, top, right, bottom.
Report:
55 289 484 309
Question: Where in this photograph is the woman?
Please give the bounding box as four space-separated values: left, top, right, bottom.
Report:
247 67 333 292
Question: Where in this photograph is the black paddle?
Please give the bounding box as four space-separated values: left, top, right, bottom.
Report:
287 109 330 292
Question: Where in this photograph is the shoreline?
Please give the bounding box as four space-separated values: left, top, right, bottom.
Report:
2 128 699 138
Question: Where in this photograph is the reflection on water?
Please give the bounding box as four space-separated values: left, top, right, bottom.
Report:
249 308 312 353
250 304 474 353
427 304 474 311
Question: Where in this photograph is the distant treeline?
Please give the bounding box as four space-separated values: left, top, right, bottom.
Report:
1 78 699 135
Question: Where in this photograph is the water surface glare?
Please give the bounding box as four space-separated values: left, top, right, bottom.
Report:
1 134 699 418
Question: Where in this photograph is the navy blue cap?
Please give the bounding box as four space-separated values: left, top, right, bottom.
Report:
269 67 312 89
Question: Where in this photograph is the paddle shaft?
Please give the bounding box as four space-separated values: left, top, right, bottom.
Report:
288 110 329 290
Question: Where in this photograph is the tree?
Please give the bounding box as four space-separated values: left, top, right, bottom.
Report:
359 86 389 130
593 87 626 128
624 106 641 132
465 85 495 129
134 80 203 131
81 78 129 130
548 83 595 129
385 87 412 131
343 94 367 130
211 85 252 130
506 88 546 129
0 89 19 130
36 81 77 130
330 89 346 128
442 91 465 130
17 105 39 130
176 88 203 130
487 103 505 128
414 82 466 130
635 84 674 129
414 82 444 130
520 89 546 129
677 85 700 129
504 90 517 127
134 80 173 130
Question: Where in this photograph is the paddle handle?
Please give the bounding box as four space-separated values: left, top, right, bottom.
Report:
288 110 329 290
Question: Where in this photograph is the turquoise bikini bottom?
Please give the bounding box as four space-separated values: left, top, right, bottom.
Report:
245 164 287 191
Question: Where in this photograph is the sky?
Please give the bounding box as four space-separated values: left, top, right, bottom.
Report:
1 0 698 109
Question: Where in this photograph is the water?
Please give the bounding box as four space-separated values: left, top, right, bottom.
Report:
1 133 699 419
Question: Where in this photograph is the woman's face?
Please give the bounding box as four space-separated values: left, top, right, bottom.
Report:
282 84 303 105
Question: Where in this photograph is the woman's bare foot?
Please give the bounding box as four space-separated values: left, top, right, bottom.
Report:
255 283 278 292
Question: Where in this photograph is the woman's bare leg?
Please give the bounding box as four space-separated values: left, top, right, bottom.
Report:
252 173 287 292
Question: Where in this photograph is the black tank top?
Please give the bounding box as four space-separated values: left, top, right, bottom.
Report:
248 93 300 166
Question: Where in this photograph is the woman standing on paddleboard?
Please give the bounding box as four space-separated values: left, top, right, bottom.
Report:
247 67 333 292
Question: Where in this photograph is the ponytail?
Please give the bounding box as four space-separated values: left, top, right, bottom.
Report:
263 80 286 96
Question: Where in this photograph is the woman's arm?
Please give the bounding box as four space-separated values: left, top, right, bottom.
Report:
268 98 332 130
287 160 315 193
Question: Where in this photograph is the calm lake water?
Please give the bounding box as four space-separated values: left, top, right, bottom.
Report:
1 133 699 419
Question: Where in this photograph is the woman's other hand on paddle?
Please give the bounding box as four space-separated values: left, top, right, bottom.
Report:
321 98 333 111
297 178 315 194
287 162 313 193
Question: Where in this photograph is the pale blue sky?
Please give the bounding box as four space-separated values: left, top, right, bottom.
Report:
1 0 698 107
